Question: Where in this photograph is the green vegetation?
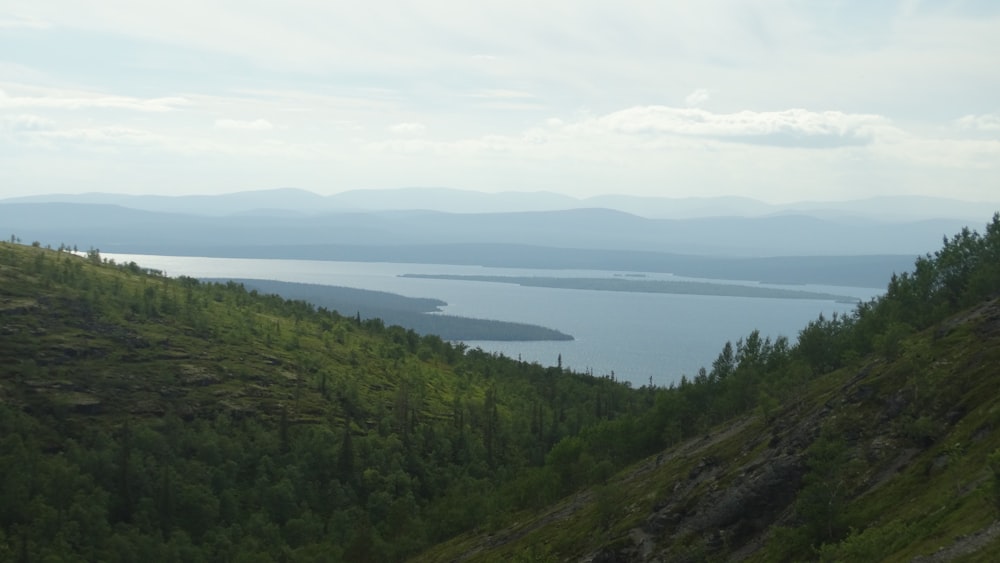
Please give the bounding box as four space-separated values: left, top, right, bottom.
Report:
414 213 1000 561
0 242 632 561
2 212 1000 561
400 273 859 301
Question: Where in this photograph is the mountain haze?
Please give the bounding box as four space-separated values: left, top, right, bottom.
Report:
5 191 985 292
3 188 995 222
0 200 977 287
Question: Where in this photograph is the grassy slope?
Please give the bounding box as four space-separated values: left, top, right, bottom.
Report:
0 246 446 426
414 299 1000 561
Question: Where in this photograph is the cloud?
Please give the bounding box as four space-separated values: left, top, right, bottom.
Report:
361 104 940 173
36 125 164 145
592 106 889 148
874 135 1000 169
5 121 330 159
388 122 427 135
0 16 51 29
365 131 543 157
956 113 1000 131
214 118 274 131
684 89 711 107
464 89 545 111
0 114 54 131
225 89 398 115
0 83 187 112
469 89 535 100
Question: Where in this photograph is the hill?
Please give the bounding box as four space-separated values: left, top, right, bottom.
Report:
413 213 1000 561
0 242 641 561
2 212 1000 562
418 298 1000 561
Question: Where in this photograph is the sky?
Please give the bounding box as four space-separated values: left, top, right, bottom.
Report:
1 0 999 203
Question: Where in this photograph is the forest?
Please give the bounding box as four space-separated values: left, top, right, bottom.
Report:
1 212 1000 561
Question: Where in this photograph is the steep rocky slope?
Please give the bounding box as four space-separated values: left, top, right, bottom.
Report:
417 298 1000 562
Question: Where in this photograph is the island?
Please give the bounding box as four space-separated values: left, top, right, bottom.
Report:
399 274 859 302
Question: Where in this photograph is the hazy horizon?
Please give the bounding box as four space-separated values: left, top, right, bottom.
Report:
4 186 998 223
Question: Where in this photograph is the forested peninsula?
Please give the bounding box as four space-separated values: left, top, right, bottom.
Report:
211 278 573 342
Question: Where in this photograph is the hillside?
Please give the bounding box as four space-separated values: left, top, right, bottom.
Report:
417 298 1000 562
0 242 645 561
2 212 1000 562
413 214 1000 562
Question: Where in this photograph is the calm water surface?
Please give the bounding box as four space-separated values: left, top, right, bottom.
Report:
106 253 882 387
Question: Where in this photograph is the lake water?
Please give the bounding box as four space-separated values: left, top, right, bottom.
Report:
105 253 882 388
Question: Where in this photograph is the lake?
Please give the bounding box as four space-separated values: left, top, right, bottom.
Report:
104 253 882 388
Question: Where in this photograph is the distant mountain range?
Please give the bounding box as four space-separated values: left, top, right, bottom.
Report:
0 200 976 258
3 187 996 222
3 188 997 289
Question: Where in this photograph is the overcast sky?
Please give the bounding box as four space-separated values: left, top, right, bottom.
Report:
1 0 998 203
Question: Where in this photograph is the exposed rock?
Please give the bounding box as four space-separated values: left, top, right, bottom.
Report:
179 364 219 386
911 520 1000 562
882 390 910 422
683 454 804 540
56 391 102 414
